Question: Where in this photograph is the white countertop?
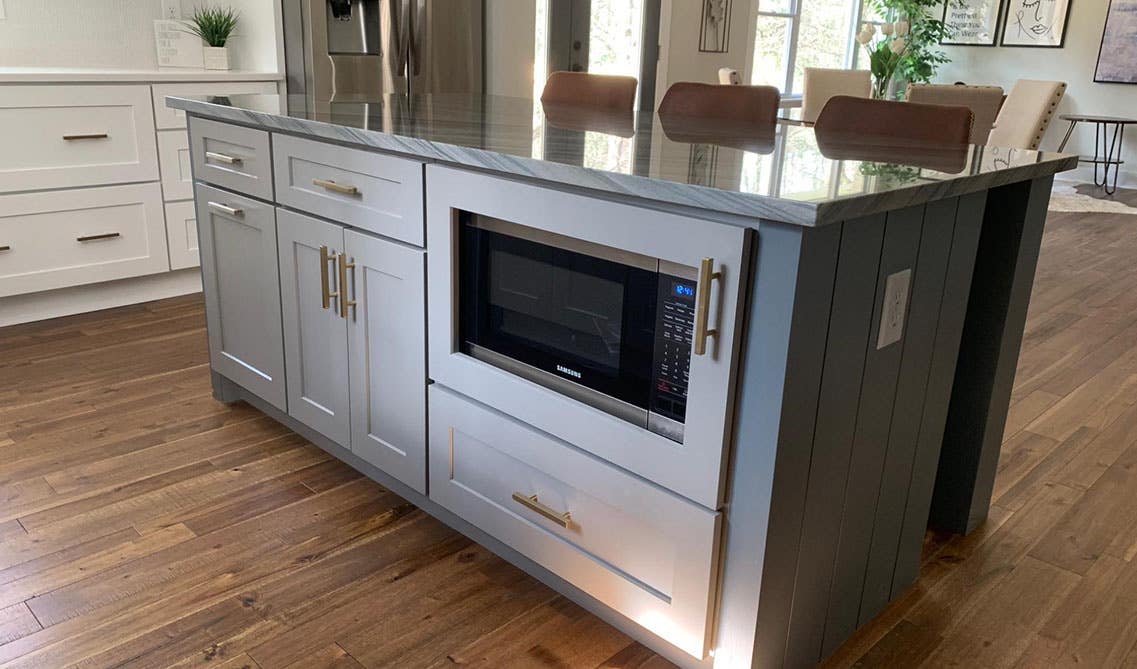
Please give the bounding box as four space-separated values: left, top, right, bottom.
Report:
0 67 285 83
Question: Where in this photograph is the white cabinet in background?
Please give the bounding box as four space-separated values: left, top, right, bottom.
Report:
195 182 286 411
0 183 168 298
151 81 279 130
164 201 199 270
0 85 158 193
158 130 194 202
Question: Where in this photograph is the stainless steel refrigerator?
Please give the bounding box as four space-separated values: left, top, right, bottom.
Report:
284 0 484 103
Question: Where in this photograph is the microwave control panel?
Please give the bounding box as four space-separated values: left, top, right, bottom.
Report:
650 275 695 433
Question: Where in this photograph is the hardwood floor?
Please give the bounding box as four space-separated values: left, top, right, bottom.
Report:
1 192 1135 668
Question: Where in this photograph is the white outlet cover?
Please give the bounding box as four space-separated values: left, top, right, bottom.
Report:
877 268 912 350
161 0 181 20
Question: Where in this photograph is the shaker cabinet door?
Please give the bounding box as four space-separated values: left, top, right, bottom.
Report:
194 183 286 411
344 229 427 493
276 208 352 446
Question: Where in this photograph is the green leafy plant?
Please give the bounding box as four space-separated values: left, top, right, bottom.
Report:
184 6 240 48
856 0 960 99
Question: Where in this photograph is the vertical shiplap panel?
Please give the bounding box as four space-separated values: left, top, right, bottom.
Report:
857 196 958 623
891 191 986 593
781 213 886 667
822 205 925 655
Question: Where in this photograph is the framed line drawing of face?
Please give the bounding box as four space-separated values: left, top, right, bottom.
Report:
1000 0 1073 47
942 0 1004 46
1095 0 1137 83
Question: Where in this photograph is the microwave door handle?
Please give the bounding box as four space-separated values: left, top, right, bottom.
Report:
694 257 722 356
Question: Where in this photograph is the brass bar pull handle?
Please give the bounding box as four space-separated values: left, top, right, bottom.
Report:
313 179 360 196
205 151 242 165
0 245 10 252
76 232 121 243
511 492 571 528
338 253 357 320
319 245 338 310
63 133 108 141
693 257 722 356
206 201 244 217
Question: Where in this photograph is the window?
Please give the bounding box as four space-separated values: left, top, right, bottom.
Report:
749 0 867 94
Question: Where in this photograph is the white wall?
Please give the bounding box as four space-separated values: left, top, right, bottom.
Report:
0 0 281 72
939 2 1137 186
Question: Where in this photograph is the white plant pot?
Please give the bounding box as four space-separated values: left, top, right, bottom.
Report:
203 46 230 70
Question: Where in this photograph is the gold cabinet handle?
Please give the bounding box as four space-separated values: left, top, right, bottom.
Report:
62 133 108 141
76 232 121 243
511 492 572 528
338 252 357 320
207 201 244 217
319 245 339 310
205 151 242 165
313 178 360 196
693 257 722 356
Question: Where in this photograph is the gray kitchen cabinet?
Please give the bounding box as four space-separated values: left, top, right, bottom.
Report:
194 183 286 411
345 229 427 493
276 208 352 445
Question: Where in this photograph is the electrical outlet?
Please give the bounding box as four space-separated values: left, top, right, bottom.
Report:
161 0 180 20
876 269 911 350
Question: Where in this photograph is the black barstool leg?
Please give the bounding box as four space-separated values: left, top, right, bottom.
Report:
1106 124 1124 196
1057 120 1077 153
1094 122 1103 188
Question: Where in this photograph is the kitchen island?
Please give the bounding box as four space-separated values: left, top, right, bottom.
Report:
168 92 1076 669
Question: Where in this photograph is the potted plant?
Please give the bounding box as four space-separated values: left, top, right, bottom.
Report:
855 0 958 99
185 6 239 70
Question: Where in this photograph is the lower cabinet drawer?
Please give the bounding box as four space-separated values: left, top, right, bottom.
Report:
0 183 169 298
428 385 721 660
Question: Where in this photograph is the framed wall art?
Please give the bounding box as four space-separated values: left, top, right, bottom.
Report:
1000 0 1072 47
1095 0 1137 83
942 0 1004 46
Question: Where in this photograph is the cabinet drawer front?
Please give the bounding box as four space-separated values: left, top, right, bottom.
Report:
152 82 279 130
0 85 158 193
158 130 193 202
429 386 720 659
165 200 199 270
272 134 424 246
195 183 286 411
189 117 273 201
0 183 169 297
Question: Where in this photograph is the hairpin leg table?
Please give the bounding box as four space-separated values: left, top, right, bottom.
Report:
1056 114 1136 195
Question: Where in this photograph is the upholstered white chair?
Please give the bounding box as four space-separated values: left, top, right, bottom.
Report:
801 68 872 123
906 83 1004 144
987 79 1067 150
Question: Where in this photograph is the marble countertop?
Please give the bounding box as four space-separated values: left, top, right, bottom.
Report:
167 93 1078 227
0 67 284 83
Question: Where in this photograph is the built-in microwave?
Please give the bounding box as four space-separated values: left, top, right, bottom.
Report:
459 213 697 442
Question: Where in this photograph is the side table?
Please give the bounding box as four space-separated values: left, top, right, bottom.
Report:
1056 114 1136 195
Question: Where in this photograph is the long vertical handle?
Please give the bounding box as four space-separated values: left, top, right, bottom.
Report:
319 245 338 310
693 257 722 356
410 0 425 76
393 0 411 78
338 252 357 320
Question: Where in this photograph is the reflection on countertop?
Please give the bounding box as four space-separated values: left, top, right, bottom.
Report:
169 92 1078 227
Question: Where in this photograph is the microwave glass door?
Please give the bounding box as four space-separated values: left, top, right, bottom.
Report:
460 214 658 420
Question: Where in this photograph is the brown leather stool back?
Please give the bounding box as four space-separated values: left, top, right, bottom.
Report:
815 95 974 149
540 71 638 111
658 82 781 127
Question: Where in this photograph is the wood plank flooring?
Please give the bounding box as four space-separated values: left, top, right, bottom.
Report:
1 193 1135 668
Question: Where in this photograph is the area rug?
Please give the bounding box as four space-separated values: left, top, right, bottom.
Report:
1048 183 1137 215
